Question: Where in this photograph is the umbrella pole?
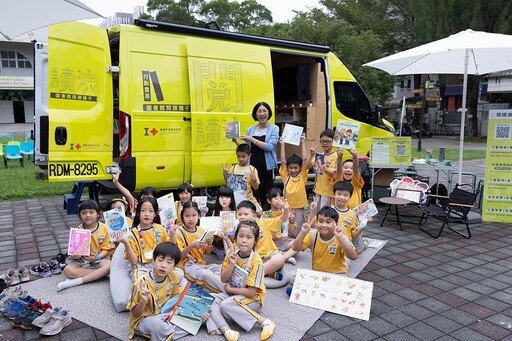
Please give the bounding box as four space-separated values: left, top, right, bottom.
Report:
399 96 405 137
458 49 469 185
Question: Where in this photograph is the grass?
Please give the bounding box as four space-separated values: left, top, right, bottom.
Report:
411 148 486 160
0 160 74 201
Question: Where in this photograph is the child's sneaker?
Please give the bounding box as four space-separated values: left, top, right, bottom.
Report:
19 302 52 330
260 319 275 340
30 262 52 278
6 299 39 320
40 310 72 336
48 260 61 275
224 329 240 341
32 307 61 328
5 268 20 286
17 267 30 283
55 253 67 269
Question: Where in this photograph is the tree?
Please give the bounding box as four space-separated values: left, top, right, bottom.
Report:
146 0 205 26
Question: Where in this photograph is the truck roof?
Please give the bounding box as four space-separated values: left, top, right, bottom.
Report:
134 18 331 54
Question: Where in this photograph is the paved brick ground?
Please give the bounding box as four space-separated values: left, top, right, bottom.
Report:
1 160 511 341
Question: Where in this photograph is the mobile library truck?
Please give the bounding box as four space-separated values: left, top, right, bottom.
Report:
34 19 394 194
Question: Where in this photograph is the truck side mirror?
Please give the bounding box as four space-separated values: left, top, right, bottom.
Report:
374 105 383 123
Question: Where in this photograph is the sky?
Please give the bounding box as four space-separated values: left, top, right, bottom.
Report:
80 0 323 24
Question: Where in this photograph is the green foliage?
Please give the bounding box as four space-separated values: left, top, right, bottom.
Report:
411 148 485 161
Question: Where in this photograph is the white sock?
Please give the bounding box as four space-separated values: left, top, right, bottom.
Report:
262 319 271 326
285 257 297 265
57 278 83 291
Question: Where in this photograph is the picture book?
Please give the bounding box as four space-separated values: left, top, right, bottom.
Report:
281 123 303 146
333 120 361 149
353 199 379 223
168 282 215 335
314 153 325 174
199 229 217 243
103 206 130 247
220 211 237 236
229 264 249 288
227 173 248 204
157 193 178 228
200 216 221 232
226 121 240 139
68 228 91 256
289 268 373 321
192 196 208 216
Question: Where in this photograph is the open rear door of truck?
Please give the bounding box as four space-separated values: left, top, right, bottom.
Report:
186 37 273 187
47 22 113 181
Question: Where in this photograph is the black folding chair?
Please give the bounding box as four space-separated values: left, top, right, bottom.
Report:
418 184 478 239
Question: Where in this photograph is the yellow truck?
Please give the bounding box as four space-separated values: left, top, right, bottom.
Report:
34 19 393 193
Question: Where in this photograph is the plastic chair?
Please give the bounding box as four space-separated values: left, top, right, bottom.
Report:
20 141 34 160
418 184 479 239
4 144 24 168
7 140 21 147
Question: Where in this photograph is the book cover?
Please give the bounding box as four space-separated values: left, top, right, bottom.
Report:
289 268 373 321
353 199 379 223
220 211 236 236
68 228 91 256
192 196 208 216
282 123 303 146
103 206 130 247
333 120 361 149
168 282 215 335
226 121 240 139
227 173 248 204
229 264 249 288
199 229 217 243
157 193 178 228
200 216 221 232
314 153 325 175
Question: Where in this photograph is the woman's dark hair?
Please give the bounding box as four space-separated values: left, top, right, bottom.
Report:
181 201 201 226
234 220 260 249
78 200 100 214
213 186 236 215
153 242 181 264
137 187 159 201
133 197 161 227
251 102 273 121
177 183 193 195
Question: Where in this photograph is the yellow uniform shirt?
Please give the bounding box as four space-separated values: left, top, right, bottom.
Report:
255 217 281 259
301 231 349 274
279 164 309 209
332 206 359 241
77 222 114 258
312 151 337 197
175 226 208 269
222 250 266 305
330 175 364 209
127 270 181 338
126 224 170 264
175 201 184 226
264 211 295 240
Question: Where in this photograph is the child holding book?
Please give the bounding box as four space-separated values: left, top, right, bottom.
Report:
117 197 174 281
292 206 357 274
112 172 159 219
175 182 193 226
305 129 338 211
127 241 208 340
106 197 133 228
57 200 114 291
236 200 290 280
278 134 308 235
175 201 224 293
332 181 365 253
222 143 261 211
331 147 364 208
206 221 276 341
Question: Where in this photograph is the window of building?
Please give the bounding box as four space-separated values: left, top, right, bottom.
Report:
0 51 31 68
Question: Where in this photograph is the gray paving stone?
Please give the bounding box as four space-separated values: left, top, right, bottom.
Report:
441 274 474 287
450 327 494 341
380 309 417 328
306 320 333 337
416 297 452 313
375 280 405 292
403 321 445 341
441 309 479 326
359 316 399 337
490 290 512 303
424 315 463 333
486 313 512 329
400 303 436 320
463 282 496 295
378 293 411 308
474 296 511 312
408 272 436 282
312 330 348 341
61 327 97 341
427 278 459 291
373 268 401 279
449 287 483 301
337 323 378 341
383 329 422 341
394 288 428 302
319 312 356 329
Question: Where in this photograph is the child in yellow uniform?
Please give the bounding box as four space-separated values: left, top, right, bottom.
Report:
117 197 173 281
331 181 365 253
57 200 114 291
112 172 159 219
237 200 289 281
331 148 364 209
292 206 357 274
206 221 275 341
127 242 208 340
107 197 133 228
175 201 224 293
223 143 261 211
305 129 337 211
175 183 193 226
278 134 308 235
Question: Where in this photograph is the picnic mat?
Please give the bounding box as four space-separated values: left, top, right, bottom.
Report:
21 238 386 340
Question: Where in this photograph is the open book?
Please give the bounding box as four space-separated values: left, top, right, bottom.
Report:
68 228 91 256
103 206 130 247
229 265 249 288
168 282 214 335
199 229 217 243
282 123 303 146
353 199 379 223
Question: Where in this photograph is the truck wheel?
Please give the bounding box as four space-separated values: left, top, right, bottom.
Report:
200 187 219 204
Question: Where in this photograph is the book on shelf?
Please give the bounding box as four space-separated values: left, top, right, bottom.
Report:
103 206 130 247
167 282 214 335
228 264 249 288
68 228 91 256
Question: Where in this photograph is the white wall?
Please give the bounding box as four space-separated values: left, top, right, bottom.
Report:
0 100 13 123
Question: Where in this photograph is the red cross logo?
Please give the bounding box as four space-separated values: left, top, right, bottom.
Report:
150 128 158 136
75 144 81 150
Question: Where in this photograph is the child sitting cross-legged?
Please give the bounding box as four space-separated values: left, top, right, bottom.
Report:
206 221 276 341
127 242 209 340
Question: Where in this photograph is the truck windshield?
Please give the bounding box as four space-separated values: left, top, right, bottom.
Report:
333 81 377 126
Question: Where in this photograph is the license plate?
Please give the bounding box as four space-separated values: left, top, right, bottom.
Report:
49 162 100 177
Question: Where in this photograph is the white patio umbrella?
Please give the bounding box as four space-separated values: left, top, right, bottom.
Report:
364 29 512 184
0 0 103 41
